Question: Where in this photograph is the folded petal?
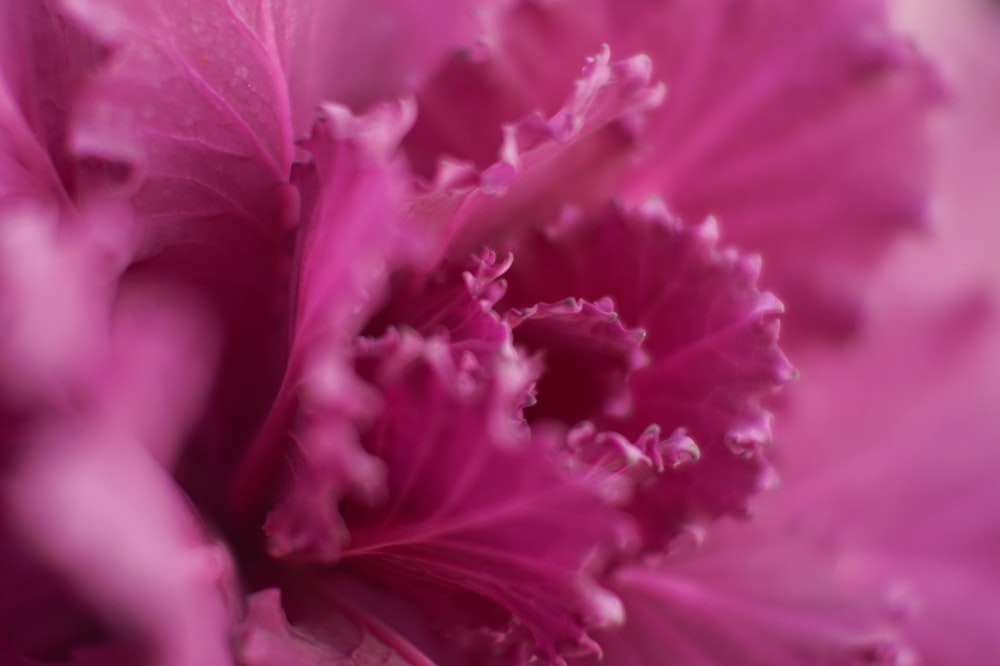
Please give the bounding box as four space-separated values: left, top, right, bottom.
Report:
232 101 419 551
409 0 941 341
409 47 664 263
300 331 627 663
501 201 793 547
0 0 103 211
572 524 914 666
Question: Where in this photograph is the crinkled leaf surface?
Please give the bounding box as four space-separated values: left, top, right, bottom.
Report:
240 101 417 553
409 0 940 341
327 331 626 663
502 202 793 546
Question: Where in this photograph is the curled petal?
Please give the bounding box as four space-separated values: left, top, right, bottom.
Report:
506 297 648 424
410 47 664 263
411 0 941 341
235 101 418 549
502 201 794 547
316 331 628 663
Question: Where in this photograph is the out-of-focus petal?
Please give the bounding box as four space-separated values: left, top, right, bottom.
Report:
281 0 497 125
774 289 1000 665
1 283 230 666
236 588 436 666
0 0 103 210
502 201 793 547
571 521 914 666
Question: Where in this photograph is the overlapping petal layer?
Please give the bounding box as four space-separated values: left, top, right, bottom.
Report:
332 331 625 663
409 0 941 341
245 101 417 557
501 201 793 546
409 47 664 263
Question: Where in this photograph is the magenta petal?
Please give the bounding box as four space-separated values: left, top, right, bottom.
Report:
414 0 941 342
367 248 515 359
625 0 943 341
328 331 625 662
282 0 493 124
506 297 648 424
4 433 233 666
63 0 296 225
410 47 664 262
236 101 418 552
236 589 435 666
503 201 793 546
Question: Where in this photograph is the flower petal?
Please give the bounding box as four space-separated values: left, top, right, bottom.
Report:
409 0 941 341
409 47 664 263
319 331 626 663
232 101 418 551
502 201 793 547
506 297 648 424
572 527 914 666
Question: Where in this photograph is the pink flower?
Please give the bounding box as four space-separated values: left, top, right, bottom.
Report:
3 0 988 665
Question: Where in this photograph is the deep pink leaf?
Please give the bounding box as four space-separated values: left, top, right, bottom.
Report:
409 0 941 341
501 201 794 547
408 47 664 265
316 331 627 663
240 101 420 556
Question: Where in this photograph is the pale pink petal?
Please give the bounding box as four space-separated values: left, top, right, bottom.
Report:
3 435 234 666
282 0 496 125
774 291 1000 666
571 522 914 666
501 201 793 547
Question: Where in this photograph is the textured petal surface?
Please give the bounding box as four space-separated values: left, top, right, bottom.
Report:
0 0 102 212
502 201 793 546
59 0 307 509
409 0 941 341
409 47 664 263
236 102 417 554
329 331 625 663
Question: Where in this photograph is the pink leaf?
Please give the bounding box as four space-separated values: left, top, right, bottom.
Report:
318 331 627 663
239 101 419 554
409 47 664 265
501 201 794 547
